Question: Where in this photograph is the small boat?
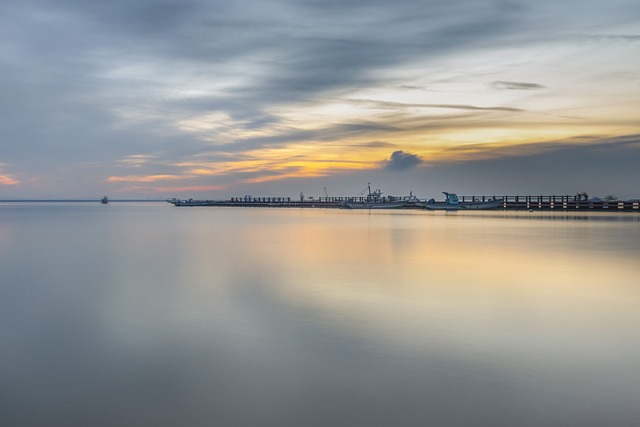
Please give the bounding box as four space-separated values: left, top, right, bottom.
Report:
420 192 502 210
341 184 407 209
101 196 109 204
460 197 503 210
420 192 462 210
342 200 407 209
400 191 422 208
167 198 213 206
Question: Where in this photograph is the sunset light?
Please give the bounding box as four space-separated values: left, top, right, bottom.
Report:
0 0 638 199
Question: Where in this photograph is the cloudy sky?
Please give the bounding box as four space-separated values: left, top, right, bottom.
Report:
1 0 639 199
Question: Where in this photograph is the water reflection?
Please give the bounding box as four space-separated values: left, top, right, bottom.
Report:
1 205 639 426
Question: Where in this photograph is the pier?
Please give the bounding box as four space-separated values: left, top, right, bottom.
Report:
169 194 639 211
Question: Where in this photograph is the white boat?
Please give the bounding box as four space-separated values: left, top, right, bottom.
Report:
420 192 502 210
420 192 462 210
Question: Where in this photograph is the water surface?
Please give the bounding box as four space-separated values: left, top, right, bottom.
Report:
1 203 639 426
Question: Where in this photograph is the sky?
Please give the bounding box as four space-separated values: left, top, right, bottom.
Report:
1 0 639 200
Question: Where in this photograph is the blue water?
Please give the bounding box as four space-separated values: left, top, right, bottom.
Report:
1 203 639 426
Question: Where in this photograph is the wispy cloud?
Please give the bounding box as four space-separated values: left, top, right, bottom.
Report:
490 81 547 90
150 185 226 193
0 175 19 185
351 141 397 148
117 154 157 167
242 167 329 184
106 174 187 183
350 99 524 112
0 164 19 185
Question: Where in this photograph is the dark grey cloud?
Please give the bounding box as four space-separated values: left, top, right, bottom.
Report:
382 150 423 171
0 0 521 152
491 81 547 90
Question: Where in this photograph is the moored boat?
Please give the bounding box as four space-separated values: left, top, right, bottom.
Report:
420 192 502 210
342 200 407 209
167 198 214 206
341 184 407 209
460 197 503 210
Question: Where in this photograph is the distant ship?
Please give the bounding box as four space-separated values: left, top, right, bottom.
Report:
101 196 109 204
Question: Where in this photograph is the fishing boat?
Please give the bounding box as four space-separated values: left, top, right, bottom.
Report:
101 196 109 204
420 192 502 210
341 184 407 209
167 198 214 206
460 197 503 210
400 191 422 208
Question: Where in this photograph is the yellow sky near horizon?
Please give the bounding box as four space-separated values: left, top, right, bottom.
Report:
101 37 640 190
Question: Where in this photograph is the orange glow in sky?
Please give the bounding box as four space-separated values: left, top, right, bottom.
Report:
2 0 639 198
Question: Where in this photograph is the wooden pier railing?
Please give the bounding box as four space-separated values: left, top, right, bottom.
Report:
458 195 639 211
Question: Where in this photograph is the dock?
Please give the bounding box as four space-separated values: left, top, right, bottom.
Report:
168 195 639 211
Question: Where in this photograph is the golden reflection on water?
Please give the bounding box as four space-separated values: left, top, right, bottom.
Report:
222 211 638 355
102 208 640 362
60 206 640 421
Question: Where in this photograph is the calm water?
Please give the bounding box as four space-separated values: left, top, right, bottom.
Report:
1 203 639 427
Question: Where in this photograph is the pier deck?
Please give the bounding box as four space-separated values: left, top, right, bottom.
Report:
170 195 639 211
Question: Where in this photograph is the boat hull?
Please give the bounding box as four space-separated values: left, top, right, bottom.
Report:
421 203 463 210
460 199 503 210
342 202 407 209
167 199 214 206
421 199 503 210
